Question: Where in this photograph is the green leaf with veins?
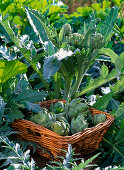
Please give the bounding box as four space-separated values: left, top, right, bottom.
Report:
15 90 47 103
25 8 49 43
0 59 27 86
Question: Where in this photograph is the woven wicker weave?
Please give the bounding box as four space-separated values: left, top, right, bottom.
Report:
12 99 114 160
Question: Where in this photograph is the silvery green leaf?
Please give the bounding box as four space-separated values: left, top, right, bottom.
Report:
23 101 41 113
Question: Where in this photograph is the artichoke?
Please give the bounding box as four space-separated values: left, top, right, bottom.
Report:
92 113 107 126
68 108 78 120
51 120 70 136
71 115 88 134
90 33 104 49
57 116 69 124
62 23 72 36
66 33 84 48
30 109 56 129
75 103 88 113
67 98 89 120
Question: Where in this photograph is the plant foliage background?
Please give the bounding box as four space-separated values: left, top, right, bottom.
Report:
0 0 124 169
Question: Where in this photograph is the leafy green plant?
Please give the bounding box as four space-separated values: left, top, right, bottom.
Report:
25 6 124 101
0 0 67 34
0 78 48 122
0 136 36 169
1 6 123 102
0 59 27 87
97 103 124 168
0 4 124 169
45 143 100 170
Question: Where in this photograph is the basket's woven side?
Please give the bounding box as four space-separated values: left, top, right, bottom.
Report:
12 107 114 160
12 119 69 160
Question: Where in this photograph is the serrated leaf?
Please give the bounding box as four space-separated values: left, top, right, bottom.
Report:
0 59 27 85
24 101 41 113
25 8 49 43
0 45 16 60
6 105 24 121
93 92 114 111
97 6 118 42
15 90 47 103
101 64 109 78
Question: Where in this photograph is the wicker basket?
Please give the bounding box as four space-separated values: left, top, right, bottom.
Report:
12 99 114 160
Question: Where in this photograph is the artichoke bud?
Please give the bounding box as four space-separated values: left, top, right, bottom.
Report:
92 113 107 125
78 109 91 117
67 108 78 120
51 120 70 136
75 103 88 113
71 115 88 134
90 33 104 49
62 23 72 36
69 98 83 109
57 116 69 124
66 33 84 47
30 109 56 129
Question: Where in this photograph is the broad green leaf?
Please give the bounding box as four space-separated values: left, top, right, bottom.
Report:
99 48 118 63
91 3 101 11
76 68 118 97
77 7 93 17
102 0 111 9
0 14 14 40
93 92 114 111
97 6 118 42
101 64 109 78
47 41 55 56
25 8 49 43
121 25 124 33
111 76 124 93
32 51 47 63
0 59 27 85
43 55 61 80
82 27 96 47
112 0 121 6
13 16 22 25
43 49 73 80
74 153 100 169
15 90 47 103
